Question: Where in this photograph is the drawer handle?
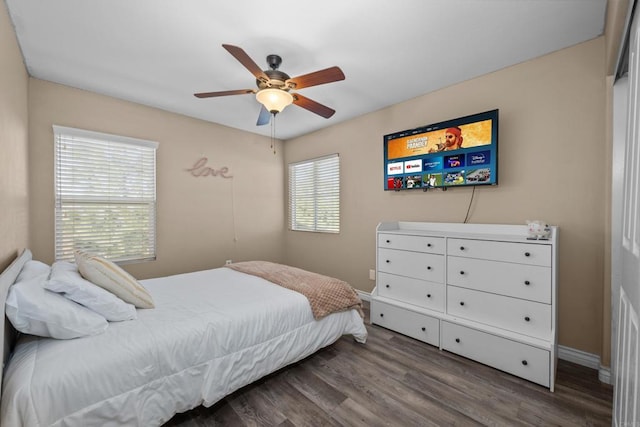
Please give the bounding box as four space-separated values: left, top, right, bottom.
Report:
386 239 391 243
460 301 465 306
524 316 530 322
385 284 390 288
386 260 391 263
524 280 531 285
460 246 465 251
421 327 426 331
427 266 432 270
426 294 431 298
522 360 528 366
455 338 460 343
524 252 531 257
460 271 465 275
427 243 432 247
380 313 384 317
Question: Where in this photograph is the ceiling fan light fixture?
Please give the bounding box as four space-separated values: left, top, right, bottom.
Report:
256 88 293 114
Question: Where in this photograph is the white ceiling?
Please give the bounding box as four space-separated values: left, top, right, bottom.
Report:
5 0 607 140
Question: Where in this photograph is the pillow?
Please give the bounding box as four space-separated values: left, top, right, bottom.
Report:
16 260 50 282
6 267 108 339
45 261 137 322
74 250 155 309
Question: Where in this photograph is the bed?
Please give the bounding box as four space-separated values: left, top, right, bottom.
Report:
0 249 367 426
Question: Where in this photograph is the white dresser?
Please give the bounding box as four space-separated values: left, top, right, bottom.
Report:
370 221 558 390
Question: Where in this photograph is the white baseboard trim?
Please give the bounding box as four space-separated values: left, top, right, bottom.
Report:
599 366 611 385
558 345 600 369
356 290 371 302
557 345 611 384
361 292 612 384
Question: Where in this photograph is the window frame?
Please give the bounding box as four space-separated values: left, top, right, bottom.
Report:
288 153 340 234
53 125 158 263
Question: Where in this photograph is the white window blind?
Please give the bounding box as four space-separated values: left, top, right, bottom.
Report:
289 154 340 233
53 125 158 262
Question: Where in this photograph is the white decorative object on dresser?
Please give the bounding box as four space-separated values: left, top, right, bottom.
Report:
371 221 558 390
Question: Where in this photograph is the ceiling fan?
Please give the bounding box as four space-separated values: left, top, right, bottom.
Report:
194 44 345 126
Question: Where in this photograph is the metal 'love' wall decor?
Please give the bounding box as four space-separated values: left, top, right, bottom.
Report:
186 157 233 178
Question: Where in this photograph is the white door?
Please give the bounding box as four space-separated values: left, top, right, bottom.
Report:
614 8 640 426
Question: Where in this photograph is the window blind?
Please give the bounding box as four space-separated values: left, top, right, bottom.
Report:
53 125 158 262
288 153 340 233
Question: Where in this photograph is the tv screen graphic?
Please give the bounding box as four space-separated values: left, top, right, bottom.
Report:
383 109 498 190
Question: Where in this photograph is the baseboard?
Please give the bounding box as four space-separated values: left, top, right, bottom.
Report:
356 290 371 302
558 345 600 369
598 366 611 385
556 345 611 384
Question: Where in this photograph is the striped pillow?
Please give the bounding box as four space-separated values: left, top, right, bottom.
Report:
74 250 155 309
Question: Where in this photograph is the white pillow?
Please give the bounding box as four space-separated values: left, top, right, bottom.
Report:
46 261 137 322
6 267 108 339
16 260 50 282
74 250 155 309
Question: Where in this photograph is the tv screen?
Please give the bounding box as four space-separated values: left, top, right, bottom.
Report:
383 109 498 190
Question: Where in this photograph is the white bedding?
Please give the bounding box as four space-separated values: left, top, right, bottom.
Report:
1 267 367 426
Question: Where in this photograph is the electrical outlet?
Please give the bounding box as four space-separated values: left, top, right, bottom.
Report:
369 269 376 281
225 259 232 265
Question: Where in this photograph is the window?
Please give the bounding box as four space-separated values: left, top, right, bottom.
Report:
288 154 340 233
53 126 158 262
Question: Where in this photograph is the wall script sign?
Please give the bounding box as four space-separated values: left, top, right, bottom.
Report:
186 157 233 178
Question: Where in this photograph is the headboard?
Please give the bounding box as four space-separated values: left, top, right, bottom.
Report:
0 248 31 396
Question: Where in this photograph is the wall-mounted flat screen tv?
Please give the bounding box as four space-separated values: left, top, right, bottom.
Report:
383 109 498 190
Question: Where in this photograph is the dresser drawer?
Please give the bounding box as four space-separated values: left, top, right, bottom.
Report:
447 286 551 340
441 321 550 387
378 247 444 282
378 233 444 254
448 238 551 267
377 272 444 312
447 256 552 304
371 300 440 346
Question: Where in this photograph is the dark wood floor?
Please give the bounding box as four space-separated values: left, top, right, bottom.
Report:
165 304 613 426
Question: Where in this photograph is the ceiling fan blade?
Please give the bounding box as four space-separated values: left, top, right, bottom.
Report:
292 93 336 119
194 89 254 98
222 44 269 83
256 105 271 126
286 66 345 90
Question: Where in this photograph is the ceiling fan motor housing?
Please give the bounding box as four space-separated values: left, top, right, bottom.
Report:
258 69 290 89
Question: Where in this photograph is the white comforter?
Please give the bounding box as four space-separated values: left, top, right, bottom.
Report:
1 267 367 427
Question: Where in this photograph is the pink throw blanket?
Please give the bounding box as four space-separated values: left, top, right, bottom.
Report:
225 261 363 320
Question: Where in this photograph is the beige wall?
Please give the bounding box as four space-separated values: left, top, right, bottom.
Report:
27 79 286 279
0 1 29 270
284 38 607 356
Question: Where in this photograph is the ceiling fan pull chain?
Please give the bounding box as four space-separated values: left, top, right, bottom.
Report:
271 114 276 154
